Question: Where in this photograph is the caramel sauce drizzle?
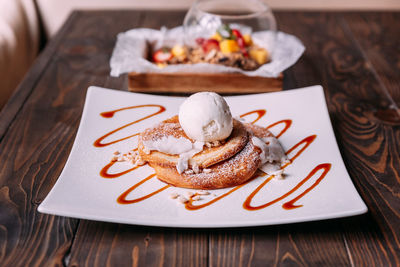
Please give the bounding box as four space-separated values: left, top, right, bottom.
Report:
284 135 317 164
100 161 140 179
117 174 170 204
242 135 317 210
100 148 139 178
240 109 266 124
239 110 292 138
282 164 331 210
186 135 317 210
266 119 292 138
243 162 329 211
185 171 264 210
95 105 331 212
94 105 165 147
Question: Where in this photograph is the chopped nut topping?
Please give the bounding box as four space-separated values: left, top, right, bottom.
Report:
192 163 200 174
178 196 188 203
192 195 201 201
186 191 195 198
274 170 285 180
197 190 210 195
136 159 145 166
169 193 179 199
212 140 221 146
143 147 150 154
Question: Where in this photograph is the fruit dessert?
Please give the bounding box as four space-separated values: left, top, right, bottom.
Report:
152 24 271 71
137 92 288 190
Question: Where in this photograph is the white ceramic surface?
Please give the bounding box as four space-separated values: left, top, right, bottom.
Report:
38 85 367 227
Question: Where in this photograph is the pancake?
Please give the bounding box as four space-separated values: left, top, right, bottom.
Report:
150 136 262 189
138 113 282 189
138 116 248 169
148 123 276 189
243 122 274 139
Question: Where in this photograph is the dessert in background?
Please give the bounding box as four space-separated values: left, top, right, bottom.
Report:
137 92 288 190
152 24 270 71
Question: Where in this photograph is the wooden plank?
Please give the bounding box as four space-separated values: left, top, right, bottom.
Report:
209 222 352 266
279 11 400 266
343 12 400 117
68 222 208 267
209 227 279 266
338 12 400 266
128 73 283 94
0 12 85 267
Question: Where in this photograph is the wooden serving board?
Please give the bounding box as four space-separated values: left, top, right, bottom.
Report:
128 72 283 94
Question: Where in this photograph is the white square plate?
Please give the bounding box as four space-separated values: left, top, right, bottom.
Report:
38 85 367 227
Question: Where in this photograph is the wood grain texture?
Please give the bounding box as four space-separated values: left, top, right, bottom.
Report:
0 13 86 267
0 10 399 267
343 12 400 119
128 73 283 94
277 12 400 266
68 222 208 267
209 222 352 266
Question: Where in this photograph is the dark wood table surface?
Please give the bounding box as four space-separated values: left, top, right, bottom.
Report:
1 10 399 266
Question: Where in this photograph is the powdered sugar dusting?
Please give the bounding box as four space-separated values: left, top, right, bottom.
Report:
246 123 288 177
178 136 261 188
141 122 187 142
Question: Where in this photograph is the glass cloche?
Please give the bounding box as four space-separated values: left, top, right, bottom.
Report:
183 0 277 66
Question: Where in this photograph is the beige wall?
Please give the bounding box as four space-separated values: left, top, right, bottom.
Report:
267 0 400 10
37 0 400 37
0 0 39 109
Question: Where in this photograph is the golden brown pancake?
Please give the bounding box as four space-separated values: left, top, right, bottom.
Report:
150 137 262 189
138 116 248 169
243 122 274 139
139 119 276 189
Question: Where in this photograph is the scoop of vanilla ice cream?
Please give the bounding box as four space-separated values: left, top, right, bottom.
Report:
179 92 233 142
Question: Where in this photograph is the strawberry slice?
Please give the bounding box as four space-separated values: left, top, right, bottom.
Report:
232 29 248 57
232 29 243 39
196 37 205 45
153 48 172 63
202 39 220 53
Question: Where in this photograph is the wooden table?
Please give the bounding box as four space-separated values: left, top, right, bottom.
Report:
1 10 399 266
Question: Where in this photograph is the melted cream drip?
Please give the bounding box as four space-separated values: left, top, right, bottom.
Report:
142 136 204 174
142 136 193 155
251 136 288 178
176 141 204 174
